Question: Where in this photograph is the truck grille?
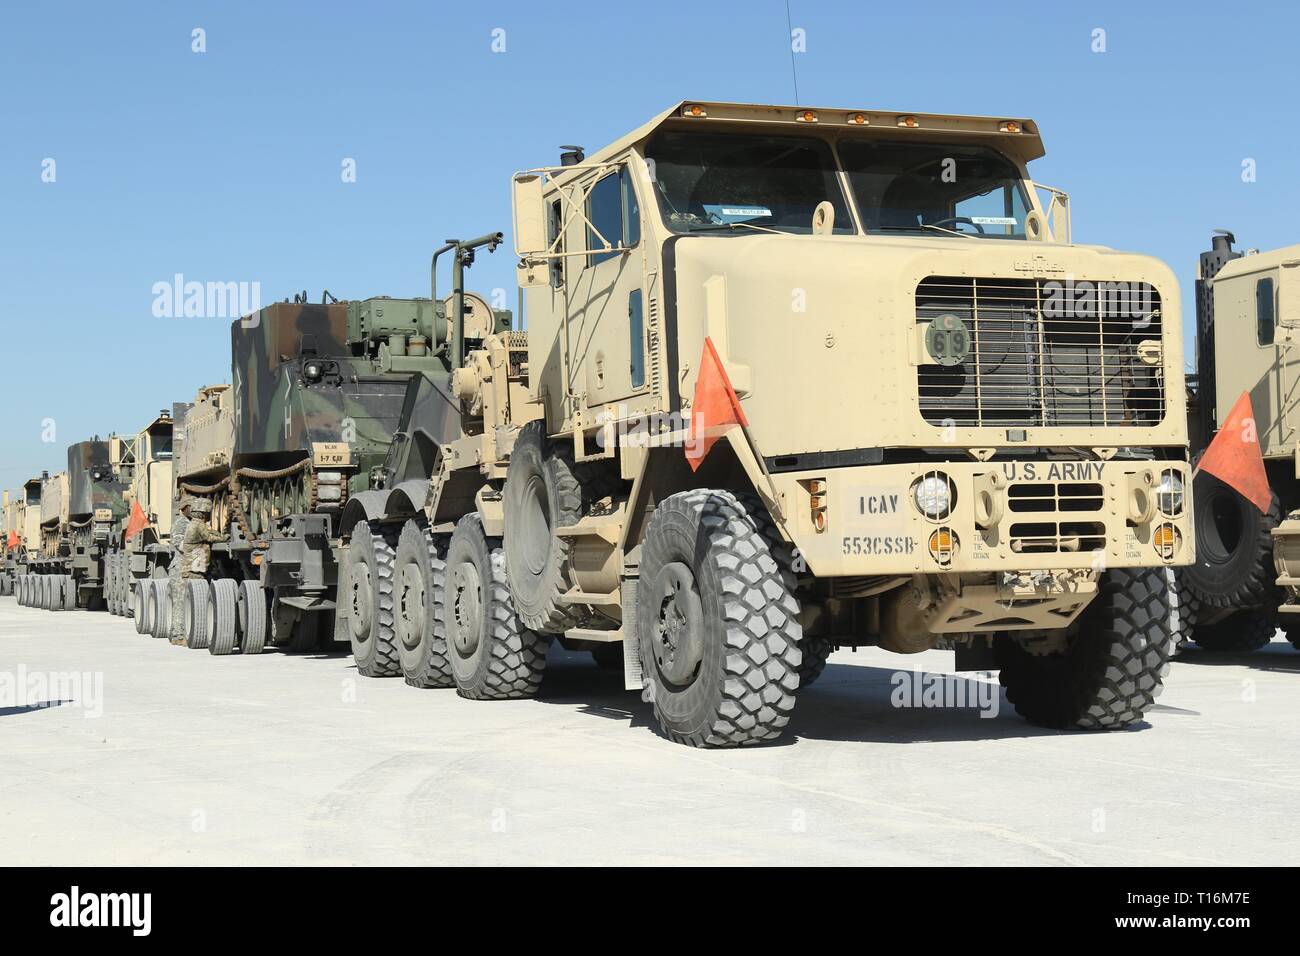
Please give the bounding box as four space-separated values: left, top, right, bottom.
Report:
1006 481 1106 553
916 276 1164 427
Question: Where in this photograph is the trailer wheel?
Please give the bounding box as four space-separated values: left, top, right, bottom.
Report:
1191 608 1276 652
997 567 1173 729
637 490 803 748
238 580 268 654
113 556 125 615
502 421 587 633
444 514 549 700
149 581 169 639
346 521 400 677
208 579 239 655
1184 463 1280 611
394 519 453 688
134 581 149 634
183 580 212 649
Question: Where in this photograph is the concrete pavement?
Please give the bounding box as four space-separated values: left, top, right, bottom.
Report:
2 599 1297 866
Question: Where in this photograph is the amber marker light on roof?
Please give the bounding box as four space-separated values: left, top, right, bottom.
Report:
897 115 920 128
847 112 868 125
1000 120 1022 133
684 104 707 117
796 109 818 123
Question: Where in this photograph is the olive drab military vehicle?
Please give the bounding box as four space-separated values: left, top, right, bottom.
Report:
161 292 506 656
1181 230 1300 652
343 101 1193 748
21 440 129 611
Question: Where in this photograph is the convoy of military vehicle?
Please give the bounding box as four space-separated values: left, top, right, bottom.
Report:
1 100 1287 747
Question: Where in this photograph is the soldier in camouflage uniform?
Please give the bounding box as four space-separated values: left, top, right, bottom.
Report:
182 498 227 579
168 499 192 645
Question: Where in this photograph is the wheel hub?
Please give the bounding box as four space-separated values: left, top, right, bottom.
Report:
449 560 483 657
522 474 551 575
397 564 425 651
654 561 704 685
349 564 373 641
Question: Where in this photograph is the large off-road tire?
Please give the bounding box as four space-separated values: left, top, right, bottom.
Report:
796 636 834 689
1169 568 1196 651
637 490 802 747
394 519 453 689
345 521 400 677
208 578 239 656
502 421 587 633
996 567 1173 730
1191 607 1276 652
183 580 212 649
238 579 268 655
444 514 550 700
1283 621 1300 651
1184 462 1280 611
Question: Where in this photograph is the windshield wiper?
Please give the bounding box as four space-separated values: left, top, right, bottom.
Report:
876 224 978 239
684 221 783 235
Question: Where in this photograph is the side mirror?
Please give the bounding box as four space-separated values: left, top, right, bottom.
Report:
511 173 547 259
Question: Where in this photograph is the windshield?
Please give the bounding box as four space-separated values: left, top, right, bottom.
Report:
839 140 1031 239
645 130 854 235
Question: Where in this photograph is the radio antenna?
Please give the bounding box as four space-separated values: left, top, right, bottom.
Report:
785 0 801 105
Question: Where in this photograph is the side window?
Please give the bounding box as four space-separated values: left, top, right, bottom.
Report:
547 199 564 289
586 167 640 267
587 172 623 266
1257 276 1276 346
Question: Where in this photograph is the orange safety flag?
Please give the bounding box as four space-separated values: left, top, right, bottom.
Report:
124 500 149 541
686 337 749 472
5 531 17 551
1197 391 1272 514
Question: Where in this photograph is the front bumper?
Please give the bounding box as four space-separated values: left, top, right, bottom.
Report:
770 458 1192 578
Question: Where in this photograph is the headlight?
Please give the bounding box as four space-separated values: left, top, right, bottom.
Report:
914 474 953 519
1156 470 1184 516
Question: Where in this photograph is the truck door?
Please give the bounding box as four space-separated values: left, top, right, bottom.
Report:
565 164 650 408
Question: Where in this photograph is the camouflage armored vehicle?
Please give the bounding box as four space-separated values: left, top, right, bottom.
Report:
1181 230 1300 651
23 440 129 611
343 101 1193 747
163 293 504 655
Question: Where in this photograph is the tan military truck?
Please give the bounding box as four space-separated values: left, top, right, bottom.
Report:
101 409 179 628
342 101 1192 747
0 489 18 596
9 477 43 605
1183 230 1300 650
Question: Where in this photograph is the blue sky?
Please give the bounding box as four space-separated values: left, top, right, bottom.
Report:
1 0 1296 486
